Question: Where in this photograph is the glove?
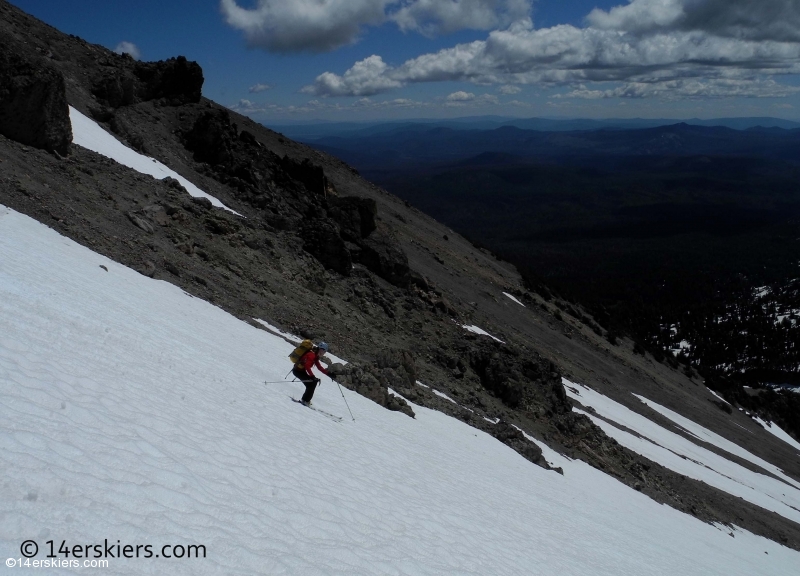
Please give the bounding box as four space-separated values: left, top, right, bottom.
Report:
329 374 337 382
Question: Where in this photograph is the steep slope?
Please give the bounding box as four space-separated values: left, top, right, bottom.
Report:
1 0 800 555
2 204 799 575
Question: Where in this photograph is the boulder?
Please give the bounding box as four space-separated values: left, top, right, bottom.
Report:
358 225 410 288
0 45 71 155
327 196 377 240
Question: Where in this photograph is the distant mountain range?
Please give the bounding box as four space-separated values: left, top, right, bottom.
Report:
268 116 800 141
284 121 800 172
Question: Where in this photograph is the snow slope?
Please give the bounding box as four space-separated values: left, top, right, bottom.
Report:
68 107 239 214
564 381 800 525
754 416 800 455
1 205 798 575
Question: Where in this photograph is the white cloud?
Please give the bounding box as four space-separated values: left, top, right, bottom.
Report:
220 0 391 52
304 1 800 99
446 90 475 101
498 84 521 94
352 97 428 109
228 96 428 117
391 0 531 36
248 83 272 93
221 0 532 53
559 78 800 100
302 55 404 96
444 91 499 106
587 0 800 42
114 41 141 60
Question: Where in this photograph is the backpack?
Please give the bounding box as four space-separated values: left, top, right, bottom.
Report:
289 339 314 365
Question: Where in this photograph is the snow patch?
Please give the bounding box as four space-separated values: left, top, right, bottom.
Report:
69 106 240 215
633 393 800 491
462 324 505 343
502 292 526 307
564 380 800 525
708 388 730 406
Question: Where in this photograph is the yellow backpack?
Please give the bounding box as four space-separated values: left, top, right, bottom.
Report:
289 339 314 365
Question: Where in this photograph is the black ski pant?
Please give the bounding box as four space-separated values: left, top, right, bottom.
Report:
293 367 319 403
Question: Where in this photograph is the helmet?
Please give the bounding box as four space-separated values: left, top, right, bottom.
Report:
317 342 329 353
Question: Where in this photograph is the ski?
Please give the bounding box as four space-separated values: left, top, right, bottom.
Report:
290 397 343 422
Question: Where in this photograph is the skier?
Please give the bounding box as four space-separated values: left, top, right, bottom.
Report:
293 341 330 406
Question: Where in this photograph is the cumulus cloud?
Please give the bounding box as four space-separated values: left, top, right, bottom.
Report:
391 0 531 36
498 84 522 94
228 96 427 116
221 0 531 53
587 0 800 42
304 0 800 99
114 41 141 60
559 78 800 100
302 55 405 96
351 97 428 109
444 91 499 106
249 83 272 93
446 90 476 101
220 0 390 52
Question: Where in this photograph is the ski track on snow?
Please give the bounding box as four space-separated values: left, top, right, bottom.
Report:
1 205 799 575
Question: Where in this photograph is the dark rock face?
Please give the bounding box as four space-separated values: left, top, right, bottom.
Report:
91 55 203 109
358 225 411 288
0 46 71 155
184 109 236 165
492 420 543 463
466 340 568 414
135 56 203 105
327 196 377 240
301 220 352 276
280 156 328 195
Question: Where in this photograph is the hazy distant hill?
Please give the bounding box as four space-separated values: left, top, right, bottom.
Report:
270 116 800 141
298 121 800 394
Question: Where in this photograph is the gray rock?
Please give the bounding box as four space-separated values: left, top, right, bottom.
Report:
138 261 156 278
126 212 154 234
0 44 71 155
358 225 410 288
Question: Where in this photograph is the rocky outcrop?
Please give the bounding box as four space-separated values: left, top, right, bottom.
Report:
492 420 543 463
280 156 328 196
327 196 377 240
332 349 417 418
301 220 352 276
184 109 236 165
91 55 203 109
358 224 411 288
0 44 71 155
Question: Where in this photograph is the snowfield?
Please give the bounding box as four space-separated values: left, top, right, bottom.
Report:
2 204 799 575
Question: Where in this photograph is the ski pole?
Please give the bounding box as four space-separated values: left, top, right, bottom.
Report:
335 380 355 421
264 380 293 384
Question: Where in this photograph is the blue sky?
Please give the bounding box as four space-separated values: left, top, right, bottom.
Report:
12 1 800 123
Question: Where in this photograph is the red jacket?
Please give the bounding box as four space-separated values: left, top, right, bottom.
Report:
297 350 329 379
